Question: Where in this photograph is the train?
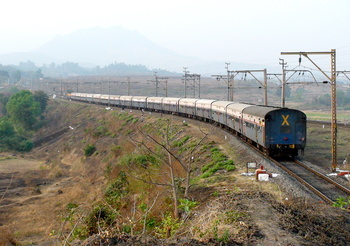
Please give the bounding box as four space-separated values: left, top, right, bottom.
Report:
69 92 307 157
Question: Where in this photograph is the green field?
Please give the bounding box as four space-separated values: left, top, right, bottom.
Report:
305 111 350 123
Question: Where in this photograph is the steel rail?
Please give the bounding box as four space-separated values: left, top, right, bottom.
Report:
237 138 340 205
265 156 334 204
294 160 350 196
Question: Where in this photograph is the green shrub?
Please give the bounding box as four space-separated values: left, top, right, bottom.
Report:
172 135 190 147
85 204 117 236
104 171 129 204
332 196 350 209
200 148 236 178
84 144 96 156
92 125 109 137
119 154 158 168
178 198 199 213
155 214 180 238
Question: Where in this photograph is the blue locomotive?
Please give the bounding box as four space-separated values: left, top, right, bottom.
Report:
70 93 306 157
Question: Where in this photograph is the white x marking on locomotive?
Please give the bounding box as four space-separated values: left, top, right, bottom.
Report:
282 115 290 126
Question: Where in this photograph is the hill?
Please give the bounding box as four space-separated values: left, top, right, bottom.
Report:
0 26 269 75
1 99 350 245
0 26 200 72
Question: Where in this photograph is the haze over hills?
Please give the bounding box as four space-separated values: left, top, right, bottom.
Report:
0 26 269 75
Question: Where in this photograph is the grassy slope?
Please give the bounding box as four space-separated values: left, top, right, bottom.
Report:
2 100 350 245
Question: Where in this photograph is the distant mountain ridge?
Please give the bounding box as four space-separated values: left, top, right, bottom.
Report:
0 26 271 75
34 26 200 70
0 26 202 73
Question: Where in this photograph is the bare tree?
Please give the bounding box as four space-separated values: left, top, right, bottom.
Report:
128 118 212 218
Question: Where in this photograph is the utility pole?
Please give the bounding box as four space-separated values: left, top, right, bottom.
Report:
155 71 159 96
127 77 131 96
182 67 201 98
281 50 337 172
234 69 268 106
212 62 235 101
279 58 288 107
183 67 188 98
148 71 169 97
226 62 234 101
108 79 111 106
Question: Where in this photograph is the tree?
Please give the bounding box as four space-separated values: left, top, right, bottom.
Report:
128 119 211 218
33 90 49 113
0 93 10 115
6 90 41 130
0 117 15 138
10 70 21 83
0 117 33 152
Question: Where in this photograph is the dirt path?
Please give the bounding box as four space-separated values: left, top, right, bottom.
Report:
0 157 42 200
0 157 41 173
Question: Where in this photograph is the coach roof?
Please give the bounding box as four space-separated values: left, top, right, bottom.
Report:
243 105 289 118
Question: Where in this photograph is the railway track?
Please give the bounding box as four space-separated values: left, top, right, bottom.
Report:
233 129 350 205
269 157 350 205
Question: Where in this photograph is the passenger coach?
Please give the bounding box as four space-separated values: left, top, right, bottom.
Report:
69 92 306 157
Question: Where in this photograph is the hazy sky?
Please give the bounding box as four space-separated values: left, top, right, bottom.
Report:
1 0 349 71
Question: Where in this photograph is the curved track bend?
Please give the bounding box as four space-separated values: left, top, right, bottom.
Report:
269 158 350 205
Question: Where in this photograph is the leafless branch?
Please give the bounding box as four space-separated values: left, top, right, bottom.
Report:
125 170 172 187
1 173 14 200
63 213 85 246
142 192 160 234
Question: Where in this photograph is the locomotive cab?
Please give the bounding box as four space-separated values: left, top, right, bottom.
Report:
265 109 306 157
242 106 306 158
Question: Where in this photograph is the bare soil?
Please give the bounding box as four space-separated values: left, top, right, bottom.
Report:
1 100 350 245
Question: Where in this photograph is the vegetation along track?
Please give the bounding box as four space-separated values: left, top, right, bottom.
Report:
273 158 350 204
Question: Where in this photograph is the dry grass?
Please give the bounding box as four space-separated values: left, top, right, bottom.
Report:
0 226 18 246
3 100 350 245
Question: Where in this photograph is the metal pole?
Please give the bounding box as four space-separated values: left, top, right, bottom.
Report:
229 73 234 101
282 68 286 107
263 69 267 106
279 59 287 107
281 50 337 171
127 77 130 96
330 50 337 172
184 67 187 98
226 62 230 101
108 80 111 106
165 80 168 97
198 75 201 98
